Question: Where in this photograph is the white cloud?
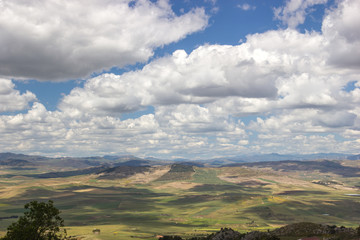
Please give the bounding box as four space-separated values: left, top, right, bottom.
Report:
315 110 356 128
155 104 243 134
274 0 328 28
276 73 340 109
237 3 256 11
322 0 360 69
0 0 208 81
59 25 357 118
0 102 248 157
253 134 348 154
0 0 360 157
59 43 286 117
249 107 357 135
0 79 36 112
0 102 162 156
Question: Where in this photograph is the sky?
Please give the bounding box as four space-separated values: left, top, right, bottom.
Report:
0 0 359 159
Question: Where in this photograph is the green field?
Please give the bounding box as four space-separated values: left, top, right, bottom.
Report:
1 162 360 239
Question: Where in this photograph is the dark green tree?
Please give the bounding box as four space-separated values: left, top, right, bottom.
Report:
2 200 66 240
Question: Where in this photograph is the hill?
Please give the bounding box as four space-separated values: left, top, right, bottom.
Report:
97 166 152 180
0 158 35 167
156 164 195 181
1 156 360 239
226 159 360 177
1 152 359 170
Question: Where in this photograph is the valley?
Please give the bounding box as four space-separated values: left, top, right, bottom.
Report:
0 154 359 239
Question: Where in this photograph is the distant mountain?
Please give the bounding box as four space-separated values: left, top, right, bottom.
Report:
204 153 351 166
0 152 27 160
170 161 205 167
0 152 47 161
47 157 104 168
0 152 357 170
348 154 360 160
225 159 360 177
144 156 163 161
297 153 350 160
103 155 121 160
0 152 104 169
172 158 191 162
113 159 152 167
103 155 144 161
29 165 109 178
97 166 152 180
0 153 149 169
238 153 349 162
0 158 35 167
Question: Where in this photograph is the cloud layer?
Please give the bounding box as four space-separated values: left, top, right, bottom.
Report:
0 0 359 158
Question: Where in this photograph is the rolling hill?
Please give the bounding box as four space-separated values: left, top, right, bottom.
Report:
1 153 360 239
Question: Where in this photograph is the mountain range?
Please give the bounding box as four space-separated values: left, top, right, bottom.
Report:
0 152 358 169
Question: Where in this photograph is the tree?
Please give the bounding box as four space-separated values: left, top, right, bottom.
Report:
2 200 66 240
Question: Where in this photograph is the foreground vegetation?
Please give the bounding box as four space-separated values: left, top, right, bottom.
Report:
0 159 360 239
1 200 66 240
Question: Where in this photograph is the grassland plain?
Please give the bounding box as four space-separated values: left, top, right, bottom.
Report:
0 161 360 239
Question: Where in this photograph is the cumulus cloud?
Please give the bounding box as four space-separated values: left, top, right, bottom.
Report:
155 104 242 134
0 102 161 155
0 79 36 112
315 111 356 128
276 73 340 109
253 133 350 154
59 25 355 118
0 0 208 81
322 0 360 69
0 0 360 157
0 102 247 157
56 0 360 156
274 0 328 28
59 43 285 116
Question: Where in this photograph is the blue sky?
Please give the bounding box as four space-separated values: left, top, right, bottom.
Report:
0 0 359 158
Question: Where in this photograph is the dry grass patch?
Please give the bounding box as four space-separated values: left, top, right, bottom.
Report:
0 186 25 199
73 188 96 193
127 166 171 184
155 182 202 190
